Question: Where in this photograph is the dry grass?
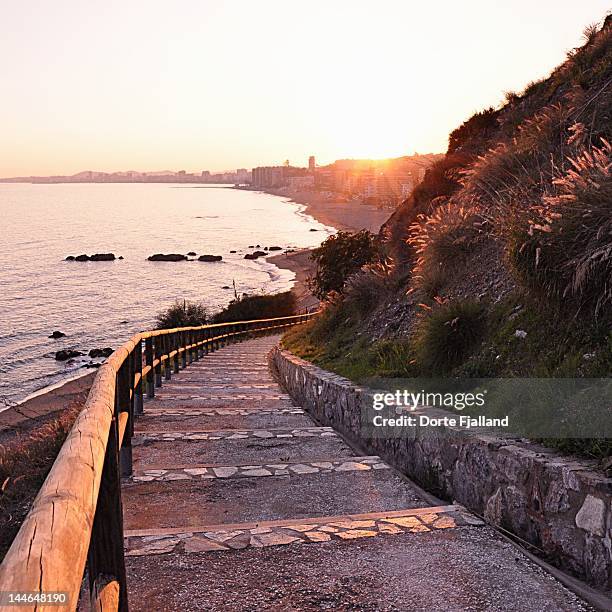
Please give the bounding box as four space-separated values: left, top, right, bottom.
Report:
408 203 483 297
510 139 612 316
0 404 81 560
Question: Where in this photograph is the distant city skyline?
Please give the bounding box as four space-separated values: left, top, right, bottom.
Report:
1 0 610 176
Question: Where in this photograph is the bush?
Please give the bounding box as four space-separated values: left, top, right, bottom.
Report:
408 203 483 297
156 300 208 329
212 291 295 323
509 140 612 317
414 299 487 374
308 230 379 299
448 107 499 155
342 260 394 318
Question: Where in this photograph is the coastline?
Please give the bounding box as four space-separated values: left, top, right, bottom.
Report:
0 371 95 444
267 188 392 310
0 189 392 437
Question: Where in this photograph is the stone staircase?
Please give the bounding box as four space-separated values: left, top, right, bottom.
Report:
122 335 587 611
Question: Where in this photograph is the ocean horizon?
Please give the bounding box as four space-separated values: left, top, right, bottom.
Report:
0 183 333 404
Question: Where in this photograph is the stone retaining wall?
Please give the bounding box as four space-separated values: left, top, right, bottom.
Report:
271 347 612 591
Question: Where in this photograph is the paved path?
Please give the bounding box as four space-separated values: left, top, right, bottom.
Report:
123 335 587 611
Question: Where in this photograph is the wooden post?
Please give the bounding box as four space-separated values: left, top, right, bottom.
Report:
87 402 129 611
117 363 132 478
154 336 162 387
164 335 172 380
145 337 154 398
194 330 200 361
181 330 187 368
203 328 209 355
134 340 144 415
172 332 180 373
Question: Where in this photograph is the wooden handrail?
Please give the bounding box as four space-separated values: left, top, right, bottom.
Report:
0 311 318 611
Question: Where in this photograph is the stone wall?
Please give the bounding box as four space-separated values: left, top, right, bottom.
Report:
271 347 612 591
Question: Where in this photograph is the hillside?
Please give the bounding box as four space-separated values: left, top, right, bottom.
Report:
284 15 612 461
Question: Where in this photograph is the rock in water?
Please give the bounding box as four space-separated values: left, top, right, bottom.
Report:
55 349 83 361
147 253 188 262
90 253 116 261
49 330 65 339
187 251 197 256
198 255 223 262
89 347 114 358
268 246 282 251
75 254 90 261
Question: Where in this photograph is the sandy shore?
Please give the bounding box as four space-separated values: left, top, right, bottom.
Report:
268 189 392 310
0 372 95 443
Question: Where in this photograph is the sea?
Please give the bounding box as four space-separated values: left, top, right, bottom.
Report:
0 183 332 405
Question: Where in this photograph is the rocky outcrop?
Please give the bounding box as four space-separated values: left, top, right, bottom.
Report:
66 253 117 261
198 255 223 262
271 347 612 591
268 246 283 251
89 347 114 358
244 251 267 260
147 254 187 262
49 331 65 339
55 349 83 361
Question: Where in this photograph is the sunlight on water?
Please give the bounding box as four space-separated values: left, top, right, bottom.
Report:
0 183 332 402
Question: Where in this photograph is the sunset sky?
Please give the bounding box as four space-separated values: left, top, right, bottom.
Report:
1 0 610 176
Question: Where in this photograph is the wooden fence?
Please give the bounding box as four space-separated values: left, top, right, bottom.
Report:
0 313 316 611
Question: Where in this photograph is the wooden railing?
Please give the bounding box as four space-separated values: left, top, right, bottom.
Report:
0 313 316 611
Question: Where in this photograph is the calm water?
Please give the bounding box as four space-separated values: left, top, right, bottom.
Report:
0 183 331 403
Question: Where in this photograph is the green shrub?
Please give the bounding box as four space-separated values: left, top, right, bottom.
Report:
414 299 487 374
308 230 379 299
156 300 208 329
213 291 295 323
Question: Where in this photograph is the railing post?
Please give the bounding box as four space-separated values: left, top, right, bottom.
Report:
134 339 144 415
203 328 210 354
181 330 187 368
145 337 154 398
87 396 129 611
194 329 201 360
164 334 172 380
118 362 132 478
154 336 162 387
173 332 180 373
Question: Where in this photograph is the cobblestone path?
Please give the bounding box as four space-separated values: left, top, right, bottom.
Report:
123 335 587 611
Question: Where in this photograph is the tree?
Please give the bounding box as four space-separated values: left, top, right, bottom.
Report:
308 230 379 299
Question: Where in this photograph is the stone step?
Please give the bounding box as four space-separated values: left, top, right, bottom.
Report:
122 467 429 531
124 504 478 556
142 397 298 410
132 427 352 469
150 394 291 401
131 456 389 483
135 408 312 433
125 522 585 612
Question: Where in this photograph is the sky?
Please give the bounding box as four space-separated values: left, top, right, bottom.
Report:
1 0 610 176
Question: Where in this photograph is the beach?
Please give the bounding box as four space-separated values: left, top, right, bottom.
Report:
268 190 391 310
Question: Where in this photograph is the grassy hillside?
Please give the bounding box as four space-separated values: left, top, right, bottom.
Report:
284 16 612 461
